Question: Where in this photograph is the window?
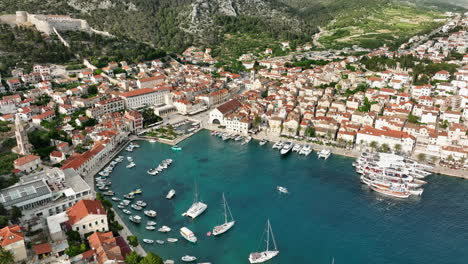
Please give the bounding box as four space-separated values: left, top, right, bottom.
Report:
89 223 92 227
83 225 86 229
95 221 98 225
101 219 104 224
76 227 79 231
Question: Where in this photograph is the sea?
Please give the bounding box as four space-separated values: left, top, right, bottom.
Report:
105 130 468 264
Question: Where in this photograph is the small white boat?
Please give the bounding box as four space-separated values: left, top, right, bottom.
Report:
143 239 154 244
124 193 135 199
259 139 268 146
318 149 331 159
127 156 133 162
131 204 142 211
117 205 125 209
272 141 283 149
146 226 156 231
292 144 301 152
144 210 157 218
280 142 293 155
164 260 175 264
156 240 165 245
149 139 157 143
129 215 141 223
158 226 171 233
299 145 312 156
123 209 132 215
181 255 197 262
167 238 178 243
180 227 197 243
122 200 131 205
126 162 136 168
277 186 289 194
136 200 147 207
166 189 176 199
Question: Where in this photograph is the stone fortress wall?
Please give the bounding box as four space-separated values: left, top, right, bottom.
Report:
15 11 112 37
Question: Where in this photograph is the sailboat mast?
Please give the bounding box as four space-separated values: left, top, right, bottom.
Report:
266 220 270 251
269 220 278 251
194 181 198 204
222 193 228 223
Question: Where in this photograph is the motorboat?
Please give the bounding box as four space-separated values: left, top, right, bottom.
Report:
103 191 115 196
123 209 132 215
131 204 142 211
318 149 331 159
277 186 289 194
133 189 143 194
248 220 279 263
292 144 301 152
234 135 243 141
129 215 142 223
181 255 197 262
149 139 157 143
156 240 165 245
180 227 197 243
212 193 235 236
158 226 171 232
167 238 178 243
127 156 133 162
143 239 154 244
117 205 125 209
280 142 293 155
147 221 157 226
122 200 131 206
242 136 252 145
147 169 158 175
126 162 136 169
136 200 147 207
166 189 176 199
146 226 156 231
259 139 268 146
164 260 175 264
172 145 182 151
144 210 157 218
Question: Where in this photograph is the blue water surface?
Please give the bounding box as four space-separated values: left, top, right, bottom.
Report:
106 130 468 264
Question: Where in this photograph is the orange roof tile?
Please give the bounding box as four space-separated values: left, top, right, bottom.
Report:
67 200 106 226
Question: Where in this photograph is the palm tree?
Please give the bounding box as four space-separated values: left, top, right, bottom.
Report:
430 156 438 165
0 248 15 264
417 153 426 162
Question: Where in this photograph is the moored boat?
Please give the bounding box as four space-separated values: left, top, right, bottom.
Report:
129 215 142 223
248 220 279 263
166 189 176 199
180 227 197 243
212 193 235 236
181 255 197 262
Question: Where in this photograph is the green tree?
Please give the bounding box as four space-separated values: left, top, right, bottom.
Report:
125 252 142 264
0 248 14 264
380 144 390 153
10 206 21 222
417 153 426 162
370 141 378 151
394 144 402 154
305 127 316 137
0 216 9 229
127 235 139 247
139 252 163 264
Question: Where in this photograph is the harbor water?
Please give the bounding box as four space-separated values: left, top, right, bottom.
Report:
106 130 468 264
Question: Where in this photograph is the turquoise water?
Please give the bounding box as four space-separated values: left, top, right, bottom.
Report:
106 130 468 264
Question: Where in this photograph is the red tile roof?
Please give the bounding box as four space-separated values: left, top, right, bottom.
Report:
0 225 24 247
120 88 157 98
67 200 106 226
14 155 40 166
33 243 52 255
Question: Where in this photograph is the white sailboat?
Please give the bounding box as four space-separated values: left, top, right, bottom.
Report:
248 220 279 263
212 193 235 236
183 181 207 219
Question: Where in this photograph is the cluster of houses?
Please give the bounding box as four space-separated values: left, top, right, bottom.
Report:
208 17 468 163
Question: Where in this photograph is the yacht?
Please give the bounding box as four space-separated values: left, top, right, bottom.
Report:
167 238 178 243
259 139 268 146
248 220 279 263
292 144 302 152
299 145 312 156
181 255 197 262
136 200 147 207
272 142 283 149
147 221 157 226
166 189 176 199
129 215 142 223
180 227 197 243
144 210 157 218
158 226 171 233
146 226 156 231
126 162 136 169
280 142 293 155
277 186 289 194
183 183 207 219
212 193 235 236
131 204 142 211
143 239 154 244
370 181 410 198
318 149 331 159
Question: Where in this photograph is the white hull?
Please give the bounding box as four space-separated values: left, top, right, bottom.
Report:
248 251 279 263
166 189 176 199
184 202 207 219
213 221 235 236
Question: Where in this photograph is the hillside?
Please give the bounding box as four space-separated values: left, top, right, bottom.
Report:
0 0 463 57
